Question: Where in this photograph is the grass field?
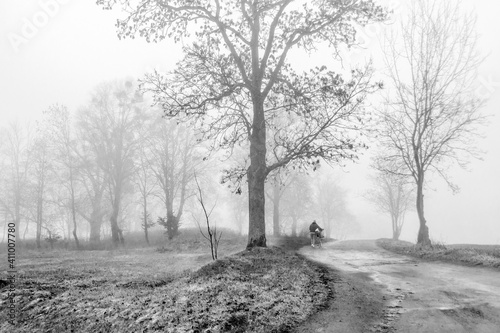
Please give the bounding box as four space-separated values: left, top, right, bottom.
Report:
0 230 328 332
377 238 500 269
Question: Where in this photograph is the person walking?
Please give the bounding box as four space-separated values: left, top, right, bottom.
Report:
309 220 323 247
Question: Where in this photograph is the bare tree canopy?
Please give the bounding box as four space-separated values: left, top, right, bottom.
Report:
377 0 488 246
366 160 414 241
149 119 198 240
97 0 387 248
78 80 147 246
44 105 81 249
0 121 32 245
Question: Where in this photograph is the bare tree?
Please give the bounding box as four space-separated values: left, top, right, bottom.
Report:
75 158 107 246
0 121 32 246
98 0 387 248
29 126 52 249
149 119 197 240
265 170 293 237
135 138 157 245
43 228 62 250
44 105 81 248
78 80 146 246
378 0 487 246
281 173 312 237
74 114 111 246
312 172 350 239
194 175 222 261
366 164 414 240
41 206 65 250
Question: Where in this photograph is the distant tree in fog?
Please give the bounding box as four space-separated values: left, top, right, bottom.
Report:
40 203 66 250
78 80 147 246
280 171 314 236
228 190 247 236
135 138 157 245
265 170 293 237
281 173 313 237
366 162 414 240
98 0 387 248
74 148 107 246
313 171 352 239
149 119 198 240
44 105 81 248
193 175 222 261
0 121 32 244
28 124 53 249
43 227 62 250
378 0 487 246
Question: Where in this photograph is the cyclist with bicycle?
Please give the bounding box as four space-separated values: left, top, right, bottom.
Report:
309 220 323 247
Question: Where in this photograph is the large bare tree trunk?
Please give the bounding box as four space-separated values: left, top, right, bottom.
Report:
165 213 179 240
164 196 180 240
110 213 120 245
248 170 266 248
71 217 80 248
69 173 80 249
391 196 399 240
391 215 397 240
392 215 402 240
36 169 44 249
143 196 149 245
88 189 105 245
416 178 430 246
36 196 42 249
23 220 29 240
247 99 267 248
110 185 123 246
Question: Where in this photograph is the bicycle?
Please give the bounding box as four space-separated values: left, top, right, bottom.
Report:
310 230 324 248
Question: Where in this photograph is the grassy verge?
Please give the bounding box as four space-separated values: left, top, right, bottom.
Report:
377 238 500 269
0 234 327 333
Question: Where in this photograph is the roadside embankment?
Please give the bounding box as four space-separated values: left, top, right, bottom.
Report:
377 238 500 269
1 235 330 333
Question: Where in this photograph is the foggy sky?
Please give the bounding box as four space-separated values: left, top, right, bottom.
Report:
1 0 499 244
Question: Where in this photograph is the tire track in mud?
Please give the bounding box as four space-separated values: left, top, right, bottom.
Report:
298 243 410 332
294 251 400 333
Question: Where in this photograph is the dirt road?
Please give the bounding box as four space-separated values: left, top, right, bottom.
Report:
295 240 500 333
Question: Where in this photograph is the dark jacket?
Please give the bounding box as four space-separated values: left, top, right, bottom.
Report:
309 222 322 233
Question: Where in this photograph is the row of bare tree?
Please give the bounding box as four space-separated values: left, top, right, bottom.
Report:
1 79 355 249
372 0 485 245
94 0 486 247
1 0 487 249
0 80 200 248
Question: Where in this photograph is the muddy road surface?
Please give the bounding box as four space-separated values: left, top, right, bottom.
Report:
295 240 500 333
